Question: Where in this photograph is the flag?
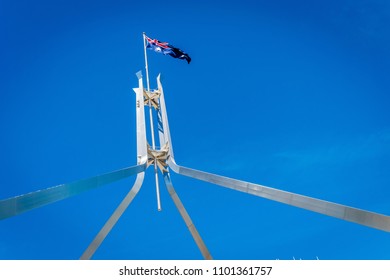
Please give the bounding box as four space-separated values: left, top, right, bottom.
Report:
145 35 191 64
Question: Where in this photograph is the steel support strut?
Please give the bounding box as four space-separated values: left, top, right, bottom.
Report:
163 172 213 259
80 72 149 259
0 162 146 221
155 74 213 259
156 73 390 233
168 159 390 232
80 172 145 259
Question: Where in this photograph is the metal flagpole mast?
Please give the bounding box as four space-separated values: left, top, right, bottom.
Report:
143 32 162 211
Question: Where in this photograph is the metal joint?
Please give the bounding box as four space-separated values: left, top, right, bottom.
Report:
147 142 170 173
144 89 161 110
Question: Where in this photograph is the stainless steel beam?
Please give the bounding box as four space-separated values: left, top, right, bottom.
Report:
0 164 146 220
168 158 390 232
156 74 174 158
134 72 148 164
79 73 150 259
80 172 145 259
1 73 149 222
163 172 213 260
156 73 390 233
156 75 212 259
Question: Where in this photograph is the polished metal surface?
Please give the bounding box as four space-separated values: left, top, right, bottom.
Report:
156 73 390 233
134 74 148 164
168 159 390 232
0 164 145 220
156 74 174 159
80 73 149 259
2 70 388 259
163 172 213 260
143 34 161 212
0 73 149 222
80 172 145 259
156 75 212 259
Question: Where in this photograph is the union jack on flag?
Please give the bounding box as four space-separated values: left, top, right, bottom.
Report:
145 35 191 64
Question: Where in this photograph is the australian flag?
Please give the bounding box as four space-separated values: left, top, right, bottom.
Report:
145 35 191 64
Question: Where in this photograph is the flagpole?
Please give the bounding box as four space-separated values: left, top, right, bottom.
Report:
143 32 162 211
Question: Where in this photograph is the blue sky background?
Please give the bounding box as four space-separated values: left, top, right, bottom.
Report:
1 0 389 260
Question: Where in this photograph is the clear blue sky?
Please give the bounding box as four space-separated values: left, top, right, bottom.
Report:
1 0 389 260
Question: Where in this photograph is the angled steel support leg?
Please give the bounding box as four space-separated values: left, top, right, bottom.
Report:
0 164 146 220
163 172 212 259
1 73 149 222
80 172 145 259
156 73 390 233
168 159 390 233
154 76 212 259
80 72 149 259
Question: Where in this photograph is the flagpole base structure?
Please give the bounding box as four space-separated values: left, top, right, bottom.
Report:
1 68 389 260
